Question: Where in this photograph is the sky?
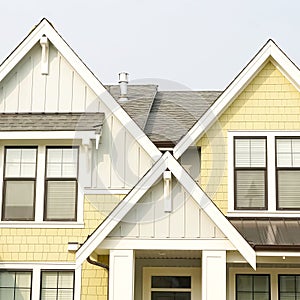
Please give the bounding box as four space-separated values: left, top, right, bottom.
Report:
0 0 300 90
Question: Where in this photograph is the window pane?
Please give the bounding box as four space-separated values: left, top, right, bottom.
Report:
235 139 251 167
21 149 36 163
47 149 63 163
42 272 57 288
58 272 73 289
235 139 266 168
0 288 14 299
47 163 62 178
0 272 15 287
6 149 22 163
20 163 36 178
41 289 57 300
46 181 76 220
4 181 35 220
237 292 253 300
15 289 31 300
62 164 77 178
152 276 191 288
58 289 73 300
254 293 270 300
236 170 265 209
278 171 300 209
5 163 21 177
254 275 269 292
251 139 266 167
62 149 78 163
280 276 296 292
280 293 295 300
16 272 31 288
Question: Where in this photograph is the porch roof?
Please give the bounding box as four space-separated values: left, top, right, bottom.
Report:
229 217 300 250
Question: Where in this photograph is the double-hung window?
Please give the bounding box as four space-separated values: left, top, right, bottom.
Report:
276 138 300 210
0 270 32 300
234 138 267 210
2 147 37 221
44 147 78 221
40 271 74 300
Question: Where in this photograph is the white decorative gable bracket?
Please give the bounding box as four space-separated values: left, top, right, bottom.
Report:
39 35 49 75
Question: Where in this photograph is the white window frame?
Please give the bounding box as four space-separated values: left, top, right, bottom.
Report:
0 143 84 228
0 262 81 300
143 267 200 300
228 131 300 217
228 266 300 300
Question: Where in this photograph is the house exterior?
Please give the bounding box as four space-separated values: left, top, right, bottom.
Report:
1 18 300 300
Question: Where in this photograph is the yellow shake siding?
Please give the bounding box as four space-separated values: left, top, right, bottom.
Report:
0 195 124 261
197 61 300 213
81 257 108 300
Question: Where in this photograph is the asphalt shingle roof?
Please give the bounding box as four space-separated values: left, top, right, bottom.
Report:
144 91 222 144
106 85 157 130
0 113 105 131
107 85 221 144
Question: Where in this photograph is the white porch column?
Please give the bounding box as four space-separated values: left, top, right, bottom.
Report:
109 249 135 300
202 250 226 300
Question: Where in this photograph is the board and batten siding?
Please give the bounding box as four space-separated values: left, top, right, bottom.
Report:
0 42 154 189
108 178 225 239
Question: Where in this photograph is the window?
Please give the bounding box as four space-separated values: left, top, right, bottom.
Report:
44 147 78 221
279 275 300 299
0 270 32 300
276 138 300 210
2 147 37 220
151 276 191 300
40 271 74 300
234 138 267 210
236 274 270 300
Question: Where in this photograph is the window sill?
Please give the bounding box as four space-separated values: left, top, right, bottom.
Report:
0 221 85 228
227 211 300 218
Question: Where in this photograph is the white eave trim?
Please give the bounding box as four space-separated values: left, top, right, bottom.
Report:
76 152 256 269
0 19 161 162
173 40 300 159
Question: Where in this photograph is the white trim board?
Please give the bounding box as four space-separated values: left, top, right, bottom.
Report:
76 151 256 269
0 18 161 162
173 40 300 159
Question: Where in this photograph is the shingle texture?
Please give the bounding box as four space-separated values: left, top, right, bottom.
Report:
0 113 104 131
229 218 300 249
144 91 221 144
107 85 221 144
106 85 157 130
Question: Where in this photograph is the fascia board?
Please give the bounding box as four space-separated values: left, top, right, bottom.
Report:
0 19 161 162
167 155 256 269
174 40 291 159
0 131 95 140
75 153 169 267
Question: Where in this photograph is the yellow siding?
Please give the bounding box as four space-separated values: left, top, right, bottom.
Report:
81 256 108 300
197 61 300 212
0 195 124 262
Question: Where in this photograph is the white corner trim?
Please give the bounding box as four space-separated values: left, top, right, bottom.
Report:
76 152 256 269
0 19 161 162
173 40 300 160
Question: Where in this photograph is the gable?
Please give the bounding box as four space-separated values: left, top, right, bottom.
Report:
76 152 256 269
108 177 226 239
197 60 300 213
0 42 100 113
173 40 300 159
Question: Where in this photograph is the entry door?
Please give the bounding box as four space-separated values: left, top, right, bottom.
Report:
152 292 191 300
